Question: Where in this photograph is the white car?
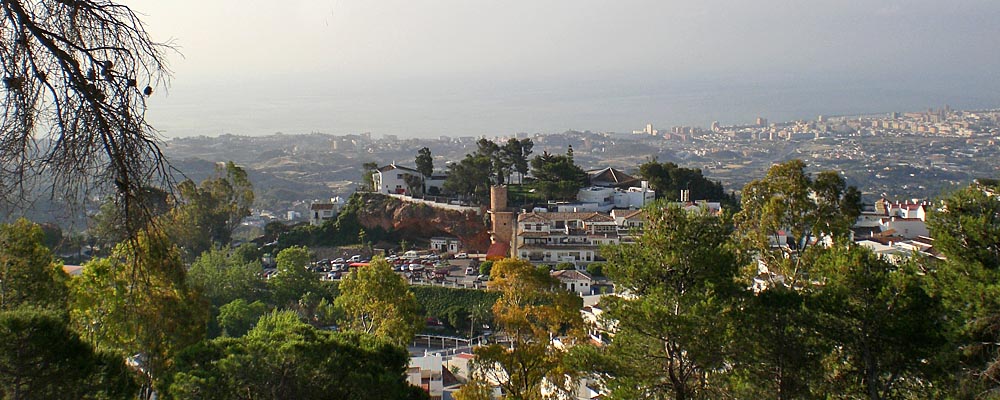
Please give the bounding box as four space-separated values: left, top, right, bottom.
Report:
455 252 468 259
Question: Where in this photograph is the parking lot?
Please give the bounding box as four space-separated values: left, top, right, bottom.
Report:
300 253 490 290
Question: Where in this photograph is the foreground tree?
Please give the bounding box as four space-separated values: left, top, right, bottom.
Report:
729 160 862 398
168 310 429 400
69 230 208 392
335 257 422 347
0 218 68 311
926 181 1000 393
1 0 173 229
594 203 739 399
0 307 138 399
811 244 945 399
734 159 861 286
458 258 584 400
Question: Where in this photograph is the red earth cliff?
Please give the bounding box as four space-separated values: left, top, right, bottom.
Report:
353 193 491 252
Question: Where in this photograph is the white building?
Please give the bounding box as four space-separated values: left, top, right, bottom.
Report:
853 198 930 240
308 197 344 226
373 163 424 195
425 174 448 195
430 237 461 253
551 269 594 296
574 182 655 212
515 212 618 265
408 353 444 399
614 183 655 209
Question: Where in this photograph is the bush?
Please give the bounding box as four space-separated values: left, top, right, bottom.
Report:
586 262 605 277
443 305 470 331
555 262 576 271
410 286 498 322
479 261 494 276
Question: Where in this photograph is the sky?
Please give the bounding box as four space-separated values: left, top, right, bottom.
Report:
130 0 1000 138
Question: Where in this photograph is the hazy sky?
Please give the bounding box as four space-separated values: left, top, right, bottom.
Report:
131 0 1000 138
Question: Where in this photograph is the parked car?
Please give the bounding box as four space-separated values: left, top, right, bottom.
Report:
348 255 362 263
455 252 468 259
333 257 345 263
466 267 476 275
476 274 490 282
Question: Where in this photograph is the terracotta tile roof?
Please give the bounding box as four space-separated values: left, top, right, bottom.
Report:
582 213 615 223
618 209 645 219
518 211 614 222
486 241 511 260
551 269 593 281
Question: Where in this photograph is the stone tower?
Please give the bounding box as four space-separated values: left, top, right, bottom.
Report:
489 186 514 254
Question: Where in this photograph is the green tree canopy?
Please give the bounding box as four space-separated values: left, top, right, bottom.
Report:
166 161 254 260
443 153 494 204
188 246 266 309
529 150 589 201
734 159 861 286
0 307 138 400
637 159 734 205
0 218 68 312
268 246 321 307
502 138 534 184
926 181 1000 393
335 257 422 347
810 244 945 399
595 203 739 399
415 147 434 178
217 299 268 338
168 310 429 400
362 161 380 191
69 230 208 389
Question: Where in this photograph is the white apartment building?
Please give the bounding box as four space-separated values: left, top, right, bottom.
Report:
515 212 618 265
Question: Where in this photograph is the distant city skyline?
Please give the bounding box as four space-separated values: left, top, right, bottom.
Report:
132 0 1000 138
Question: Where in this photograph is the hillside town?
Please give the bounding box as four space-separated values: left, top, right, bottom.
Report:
278 152 952 398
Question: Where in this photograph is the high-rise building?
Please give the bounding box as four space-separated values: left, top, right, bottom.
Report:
756 117 768 127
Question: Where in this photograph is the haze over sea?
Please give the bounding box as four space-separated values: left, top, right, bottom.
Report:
148 72 1000 139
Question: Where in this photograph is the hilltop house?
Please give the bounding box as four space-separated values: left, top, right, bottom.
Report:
373 163 424 195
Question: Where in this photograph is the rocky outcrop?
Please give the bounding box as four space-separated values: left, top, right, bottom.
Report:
353 193 491 252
